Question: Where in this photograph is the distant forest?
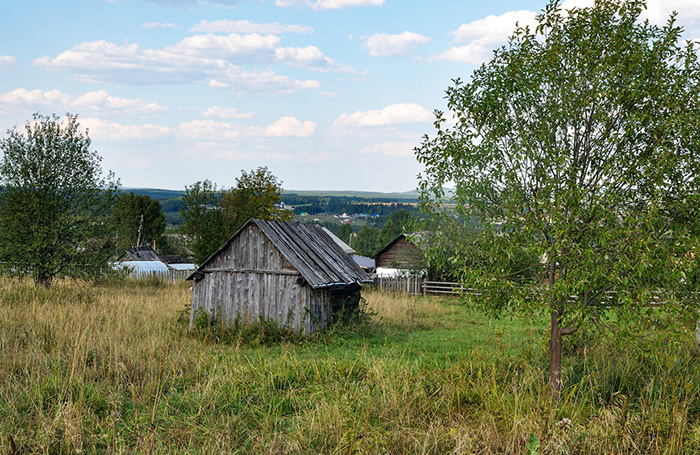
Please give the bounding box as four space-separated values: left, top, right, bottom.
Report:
122 188 420 226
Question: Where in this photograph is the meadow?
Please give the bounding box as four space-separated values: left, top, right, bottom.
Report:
1 279 700 454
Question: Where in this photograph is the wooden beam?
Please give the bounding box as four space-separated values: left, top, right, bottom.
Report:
199 268 301 276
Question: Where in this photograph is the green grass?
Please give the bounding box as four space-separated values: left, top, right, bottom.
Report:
1 281 699 454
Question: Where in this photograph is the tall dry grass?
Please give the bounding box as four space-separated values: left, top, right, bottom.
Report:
1 280 700 453
364 289 455 329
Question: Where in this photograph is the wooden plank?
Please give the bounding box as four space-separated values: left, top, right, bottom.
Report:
199 268 301 276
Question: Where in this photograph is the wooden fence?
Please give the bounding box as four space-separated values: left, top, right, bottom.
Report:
373 277 671 305
420 280 482 297
372 276 481 297
372 275 424 295
125 269 193 283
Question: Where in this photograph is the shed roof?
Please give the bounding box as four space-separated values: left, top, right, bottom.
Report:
125 246 159 261
350 254 375 270
190 219 373 289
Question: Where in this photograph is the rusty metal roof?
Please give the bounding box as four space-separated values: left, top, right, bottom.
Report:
190 219 373 289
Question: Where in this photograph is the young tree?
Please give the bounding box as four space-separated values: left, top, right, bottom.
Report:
220 166 293 232
180 168 292 264
416 0 700 397
0 113 120 287
180 180 229 265
353 225 380 257
379 209 413 244
336 223 354 246
112 192 166 252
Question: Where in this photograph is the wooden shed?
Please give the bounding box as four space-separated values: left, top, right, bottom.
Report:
373 233 426 270
187 219 373 334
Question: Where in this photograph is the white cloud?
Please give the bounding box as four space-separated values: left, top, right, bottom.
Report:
436 10 537 64
312 0 383 9
179 116 316 140
80 118 174 141
33 33 346 91
191 19 313 35
264 116 316 137
142 22 179 29
0 88 166 116
0 89 70 113
0 55 17 70
72 90 167 115
335 103 432 127
635 0 700 38
276 0 384 10
33 40 209 84
202 106 254 119
184 140 326 162
358 140 417 157
210 67 321 95
141 0 241 6
169 33 280 61
274 46 349 71
450 10 536 44
363 31 430 57
558 0 700 25
184 141 253 160
436 0 700 66
178 119 246 140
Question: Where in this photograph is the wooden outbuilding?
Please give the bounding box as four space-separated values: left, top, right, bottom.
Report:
187 219 373 334
373 233 426 271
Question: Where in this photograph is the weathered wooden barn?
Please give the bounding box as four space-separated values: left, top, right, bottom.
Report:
187 219 373 334
373 233 426 271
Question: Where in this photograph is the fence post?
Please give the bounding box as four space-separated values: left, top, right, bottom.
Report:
423 278 427 297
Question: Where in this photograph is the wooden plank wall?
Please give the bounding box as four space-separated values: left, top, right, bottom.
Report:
190 223 331 334
375 237 424 269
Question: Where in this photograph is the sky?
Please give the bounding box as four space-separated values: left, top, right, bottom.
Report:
1 0 699 193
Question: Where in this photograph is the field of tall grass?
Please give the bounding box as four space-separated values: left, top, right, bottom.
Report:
1 278 700 454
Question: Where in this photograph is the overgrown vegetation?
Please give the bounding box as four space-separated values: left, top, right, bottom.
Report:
1 279 699 454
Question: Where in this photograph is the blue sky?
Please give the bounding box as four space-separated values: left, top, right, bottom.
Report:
1 0 698 192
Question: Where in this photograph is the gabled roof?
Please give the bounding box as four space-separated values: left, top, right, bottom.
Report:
372 232 427 260
190 219 373 289
125 245 159 261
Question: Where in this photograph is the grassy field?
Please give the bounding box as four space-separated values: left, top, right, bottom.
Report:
1 280 700 454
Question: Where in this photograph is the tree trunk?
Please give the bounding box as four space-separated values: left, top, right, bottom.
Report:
549 309 563 401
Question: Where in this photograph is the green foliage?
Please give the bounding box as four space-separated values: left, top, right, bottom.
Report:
525 434 540 455
336 223 354 245
189 309 305 347
180 168 292 264
0 113 120 287
179 180 227 265
220 166 293 230
380 209 413 242
416 0 700 393
112 192 166 253
350 209 419 258
353 225 380 257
